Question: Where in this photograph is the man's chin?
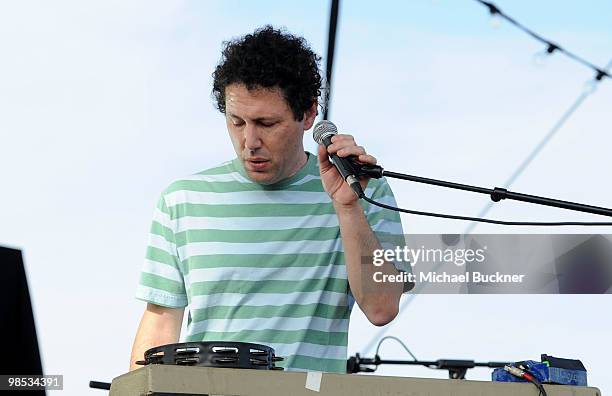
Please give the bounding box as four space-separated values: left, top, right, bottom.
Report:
244 170 278 185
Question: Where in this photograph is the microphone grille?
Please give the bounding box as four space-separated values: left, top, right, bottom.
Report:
313 120 337 144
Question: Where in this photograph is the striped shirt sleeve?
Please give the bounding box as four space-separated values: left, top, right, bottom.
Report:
364 178 411 274
136 193 188 308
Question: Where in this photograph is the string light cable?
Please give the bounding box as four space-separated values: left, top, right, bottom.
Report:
357 2 612 356
475 0 610 82
464 57 612 233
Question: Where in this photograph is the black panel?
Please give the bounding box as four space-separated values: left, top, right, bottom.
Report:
0 246 45 396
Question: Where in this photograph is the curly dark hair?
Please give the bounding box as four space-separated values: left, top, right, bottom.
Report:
212 25 322 121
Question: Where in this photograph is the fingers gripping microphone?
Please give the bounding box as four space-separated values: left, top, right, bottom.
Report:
313 120 365 198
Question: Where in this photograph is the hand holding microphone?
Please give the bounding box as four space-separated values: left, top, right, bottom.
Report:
313 123 612 227
314 120 378 203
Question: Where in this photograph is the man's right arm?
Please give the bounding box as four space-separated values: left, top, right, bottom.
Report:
129 303 185 371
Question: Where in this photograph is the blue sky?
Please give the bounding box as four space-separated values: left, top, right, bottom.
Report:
0 0 610 394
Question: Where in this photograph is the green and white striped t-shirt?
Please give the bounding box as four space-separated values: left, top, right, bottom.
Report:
136 152 404 373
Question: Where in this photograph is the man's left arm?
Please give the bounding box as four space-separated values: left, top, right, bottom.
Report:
317 139 404 326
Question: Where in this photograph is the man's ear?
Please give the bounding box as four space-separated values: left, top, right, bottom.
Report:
302 101 318 131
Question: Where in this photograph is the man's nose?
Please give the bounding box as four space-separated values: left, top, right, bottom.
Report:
244 124 263 151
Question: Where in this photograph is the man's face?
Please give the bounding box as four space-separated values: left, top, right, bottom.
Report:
225 83 316 185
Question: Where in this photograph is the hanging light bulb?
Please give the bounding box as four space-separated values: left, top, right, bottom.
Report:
532 43 558 67
532 50 548 67
582 80 598 95
489 15 501 28
484 2 502 28
532 49 550 67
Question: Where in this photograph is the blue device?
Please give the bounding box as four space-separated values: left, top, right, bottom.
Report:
492 354 587 386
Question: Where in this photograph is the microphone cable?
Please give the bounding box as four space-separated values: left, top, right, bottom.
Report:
504 365 548 396
360 194 612 227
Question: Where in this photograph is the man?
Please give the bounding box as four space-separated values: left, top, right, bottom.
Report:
130 26 405 373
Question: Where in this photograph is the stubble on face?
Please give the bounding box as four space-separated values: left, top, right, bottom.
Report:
225 84 310 185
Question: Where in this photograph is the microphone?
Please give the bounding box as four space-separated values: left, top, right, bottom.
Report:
313 120 365 198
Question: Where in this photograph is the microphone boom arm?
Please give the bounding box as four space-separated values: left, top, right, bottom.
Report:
358 165 612 218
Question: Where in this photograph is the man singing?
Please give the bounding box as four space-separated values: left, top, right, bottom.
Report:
130 26 406 373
